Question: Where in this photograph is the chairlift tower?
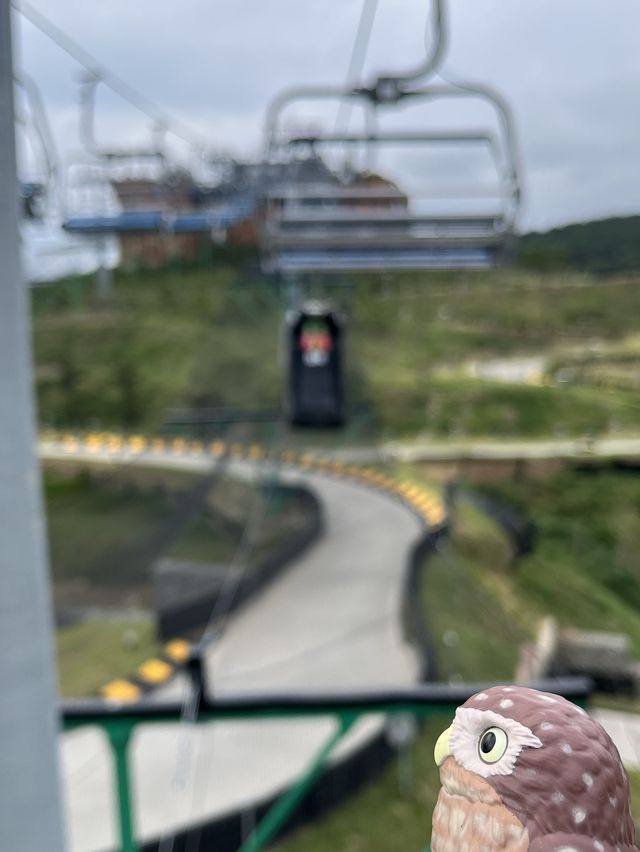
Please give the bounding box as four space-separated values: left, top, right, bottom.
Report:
0 4 67 850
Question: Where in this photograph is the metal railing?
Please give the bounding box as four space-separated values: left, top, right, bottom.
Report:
61 655 591 852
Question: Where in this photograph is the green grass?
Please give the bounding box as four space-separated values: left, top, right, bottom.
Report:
474 468 640 655
56 619 159 698
46 468 175 589
33 267 281 432
46 462 316 610
421 502 530 683
32 266 640 441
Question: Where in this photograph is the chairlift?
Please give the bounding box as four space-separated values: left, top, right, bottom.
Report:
63 198 255 235
63 74 255 237
285 302 346 427
78 71 167 166
261 0 522 274
15 73 59 218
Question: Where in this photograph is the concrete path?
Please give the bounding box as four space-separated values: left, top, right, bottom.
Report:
592 708 640 771
381 435 640 463
238 435 640 466
43 443 422 851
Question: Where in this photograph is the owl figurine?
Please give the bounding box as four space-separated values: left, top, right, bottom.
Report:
432 685 638 850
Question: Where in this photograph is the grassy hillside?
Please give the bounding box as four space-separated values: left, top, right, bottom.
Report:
31 265 640 441
47 461 314 610
421 502 529 682
473 466 640 655
520 215 640 273
57 620 160 698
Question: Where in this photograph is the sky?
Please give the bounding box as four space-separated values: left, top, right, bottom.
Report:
13 0 640 231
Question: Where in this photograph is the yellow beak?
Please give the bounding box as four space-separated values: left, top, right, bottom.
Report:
434 724 452 766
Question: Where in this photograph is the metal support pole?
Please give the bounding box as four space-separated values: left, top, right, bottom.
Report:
0 4 67 851
106 722 137 852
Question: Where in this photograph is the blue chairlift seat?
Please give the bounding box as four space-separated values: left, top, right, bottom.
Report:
63 197 256 235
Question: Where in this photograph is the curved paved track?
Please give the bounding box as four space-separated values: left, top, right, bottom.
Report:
42 442 423 851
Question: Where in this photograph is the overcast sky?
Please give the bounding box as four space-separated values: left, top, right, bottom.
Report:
13 0 640 231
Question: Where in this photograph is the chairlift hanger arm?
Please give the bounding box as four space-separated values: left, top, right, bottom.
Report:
79 72 166 164
14 73 59 191
79 71 99 156
368 0 447 100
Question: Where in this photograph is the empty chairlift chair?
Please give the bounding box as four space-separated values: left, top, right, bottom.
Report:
286 304 346 427
261 61 522 275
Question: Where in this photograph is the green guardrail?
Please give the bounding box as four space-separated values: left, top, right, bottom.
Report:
61 656 590 852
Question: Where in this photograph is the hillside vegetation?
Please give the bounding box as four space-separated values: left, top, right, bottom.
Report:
32 263 640 442
473 465 640 656
520 215 640 273
47 461 313 611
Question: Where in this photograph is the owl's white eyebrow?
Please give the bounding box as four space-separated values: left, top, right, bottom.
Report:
450 707 542 778
455 707 542 740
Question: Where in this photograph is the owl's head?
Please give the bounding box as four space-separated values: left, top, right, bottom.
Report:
435 695 543 778
432 685 636 846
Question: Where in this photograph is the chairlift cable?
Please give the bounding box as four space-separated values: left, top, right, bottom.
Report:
14 0 211 150
334 0 379 135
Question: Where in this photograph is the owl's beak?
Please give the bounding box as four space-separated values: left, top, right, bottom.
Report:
434 724 452 766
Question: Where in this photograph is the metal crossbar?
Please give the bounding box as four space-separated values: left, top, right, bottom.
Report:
271 248 497 273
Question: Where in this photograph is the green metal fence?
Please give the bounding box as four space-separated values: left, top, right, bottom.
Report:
61 674 590 852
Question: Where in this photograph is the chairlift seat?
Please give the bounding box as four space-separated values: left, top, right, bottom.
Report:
265 198 505 271
63 198 256 235
64 211 165 234
269 215 503 243
272 246 496 273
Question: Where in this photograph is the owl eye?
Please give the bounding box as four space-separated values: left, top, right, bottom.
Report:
478 727 508 764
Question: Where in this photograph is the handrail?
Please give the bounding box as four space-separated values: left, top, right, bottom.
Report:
282 129 502 173
60 668 591 852
63 677 592 726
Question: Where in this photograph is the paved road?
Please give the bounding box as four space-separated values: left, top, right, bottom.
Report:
382 435 640 462
257 435 640 465
43 443 422 851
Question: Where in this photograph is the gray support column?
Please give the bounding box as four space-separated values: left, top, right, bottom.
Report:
0 4 67 851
